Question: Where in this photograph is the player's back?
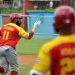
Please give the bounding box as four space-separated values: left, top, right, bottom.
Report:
33 35 75 75
48 35 75 75
0 23 21 48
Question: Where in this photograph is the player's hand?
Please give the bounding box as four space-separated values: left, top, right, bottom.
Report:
32 20 41 32
33 20 41 29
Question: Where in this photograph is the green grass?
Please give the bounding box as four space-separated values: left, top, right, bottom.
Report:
6 65 49 75
5 65 49 75
16 38 52 55
18 65 31 75
5 65 31 75
18 65 49 75
16 38 52 75
0 8 55 14
0 8 22 14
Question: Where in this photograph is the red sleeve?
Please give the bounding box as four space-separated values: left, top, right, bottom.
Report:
28 32 34 39
0 27 1 36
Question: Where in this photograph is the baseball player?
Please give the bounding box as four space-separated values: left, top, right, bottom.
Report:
30 6 75 75
0 13 41 75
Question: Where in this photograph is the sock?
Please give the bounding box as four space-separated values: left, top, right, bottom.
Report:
10 71 17 75
0 66 4 73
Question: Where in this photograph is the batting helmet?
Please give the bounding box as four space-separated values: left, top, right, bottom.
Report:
53 6 75 33
10 13 22 22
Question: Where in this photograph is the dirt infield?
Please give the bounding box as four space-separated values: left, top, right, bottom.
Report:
18 55 36 66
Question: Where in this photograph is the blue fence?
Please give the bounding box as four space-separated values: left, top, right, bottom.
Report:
27 10 57 38
0 15 2 26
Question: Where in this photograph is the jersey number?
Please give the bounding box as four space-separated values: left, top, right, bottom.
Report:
60 58 75 75
2 30 9 40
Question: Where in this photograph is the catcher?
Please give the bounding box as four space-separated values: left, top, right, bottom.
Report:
0 13 41 75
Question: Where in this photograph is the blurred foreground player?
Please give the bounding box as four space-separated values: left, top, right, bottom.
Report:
0 13 41 75
30 6 75 75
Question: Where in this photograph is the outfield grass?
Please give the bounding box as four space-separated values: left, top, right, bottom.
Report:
5 65 31 75
16 38 52 55
6 65 49 75
18 65 31 75
18 65 49 75
15 38 52 75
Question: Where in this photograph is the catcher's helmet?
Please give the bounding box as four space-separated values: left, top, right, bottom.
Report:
10 13 22 22
53 6 75 33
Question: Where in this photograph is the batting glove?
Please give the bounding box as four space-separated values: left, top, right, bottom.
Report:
32 20 41 32
33 20 41 29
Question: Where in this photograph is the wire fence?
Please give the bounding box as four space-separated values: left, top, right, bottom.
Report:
0 1 23 14
0 0 60 14
0 0 75 14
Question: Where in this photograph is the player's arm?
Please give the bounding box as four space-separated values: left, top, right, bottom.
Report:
18 28 32 39
19 20 41 39
30 43 51 75
28 20 41 39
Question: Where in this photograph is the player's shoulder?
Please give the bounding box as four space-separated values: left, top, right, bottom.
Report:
40 35 75 53
40 36 63 52
39 38 56 52
7 23 24 30
7 23 19 28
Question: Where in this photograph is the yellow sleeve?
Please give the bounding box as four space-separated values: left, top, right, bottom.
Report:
18 27 29 39
0 27 1 30
7 23 30 39
33 43 51 73
0 27 2 35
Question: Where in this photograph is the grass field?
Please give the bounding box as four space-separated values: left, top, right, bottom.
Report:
16 38 52 55
6 38 52 75
6 66 49 75
16 38 52 75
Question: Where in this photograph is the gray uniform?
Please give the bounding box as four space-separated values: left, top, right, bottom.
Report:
0 45 18 74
